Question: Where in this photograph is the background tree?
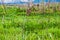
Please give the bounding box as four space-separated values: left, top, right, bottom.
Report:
48 0 50 9
1 0 7 25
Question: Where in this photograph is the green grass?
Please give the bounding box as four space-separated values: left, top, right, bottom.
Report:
0 6 60 40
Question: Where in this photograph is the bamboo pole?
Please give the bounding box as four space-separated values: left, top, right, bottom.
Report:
42 0 44 14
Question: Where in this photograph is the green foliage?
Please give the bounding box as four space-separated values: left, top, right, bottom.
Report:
0 6 60 40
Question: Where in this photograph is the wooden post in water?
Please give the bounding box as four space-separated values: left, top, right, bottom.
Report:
26 0 33 16
37 0 40 9
53 0 56 12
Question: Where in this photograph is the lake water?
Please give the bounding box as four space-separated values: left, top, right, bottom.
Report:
0 0 60 4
